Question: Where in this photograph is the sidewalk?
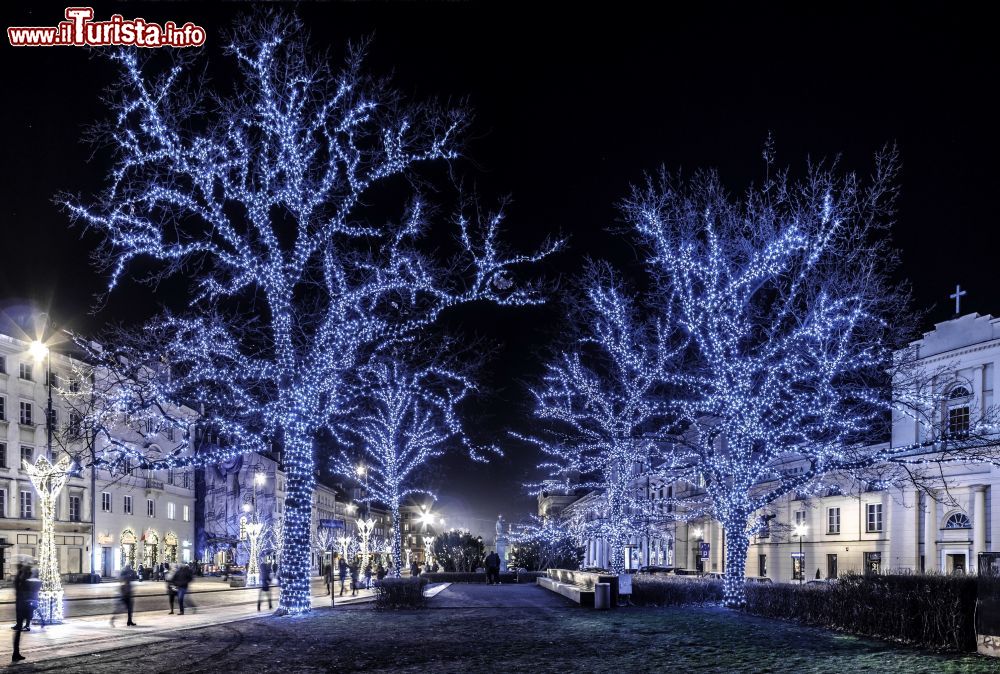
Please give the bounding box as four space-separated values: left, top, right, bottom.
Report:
0 576 235 603
1 588 375 666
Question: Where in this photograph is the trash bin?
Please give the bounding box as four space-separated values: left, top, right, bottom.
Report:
595 582 611 610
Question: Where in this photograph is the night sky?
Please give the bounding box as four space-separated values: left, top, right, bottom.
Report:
1 2 995 537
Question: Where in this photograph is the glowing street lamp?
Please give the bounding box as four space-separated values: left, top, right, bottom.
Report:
25 454 72 623
794 523 808 584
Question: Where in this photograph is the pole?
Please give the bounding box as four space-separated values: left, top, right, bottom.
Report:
799 535 803 585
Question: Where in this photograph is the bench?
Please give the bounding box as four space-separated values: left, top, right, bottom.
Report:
537 575 596 606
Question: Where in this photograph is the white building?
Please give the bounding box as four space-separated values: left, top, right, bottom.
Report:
562 312 1000 581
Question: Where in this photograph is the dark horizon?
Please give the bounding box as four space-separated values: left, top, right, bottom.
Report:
1 2 995 536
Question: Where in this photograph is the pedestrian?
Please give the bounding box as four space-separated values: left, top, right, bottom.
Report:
410 560 420 577
324 559 334 595
110 564 138 627
166 564 177 614
485 550 501 585
349 562 359 597
258 561 273 611
11 563 31 663
364 563 373 590
376 563 387 585
338 556 348 596
173 563 194 615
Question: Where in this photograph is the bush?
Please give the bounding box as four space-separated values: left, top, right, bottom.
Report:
630 575 724 606
517 571 546 583
421 572 518 584
374 577 429 609
743 573 978 652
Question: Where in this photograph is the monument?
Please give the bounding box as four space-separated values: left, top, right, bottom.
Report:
495 514 509 572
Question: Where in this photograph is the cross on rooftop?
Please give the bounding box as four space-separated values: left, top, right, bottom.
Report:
950 284 967 315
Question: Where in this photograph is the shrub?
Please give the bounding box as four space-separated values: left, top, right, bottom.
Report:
517 571 547 583
630 575 724 606
743 572 978 651
374 577 429 609
421 572 518 584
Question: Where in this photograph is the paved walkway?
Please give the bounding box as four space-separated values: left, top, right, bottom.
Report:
427 582 576 608
0 584 374 666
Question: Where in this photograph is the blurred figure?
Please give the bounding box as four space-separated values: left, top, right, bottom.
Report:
364 563 373 590
166 564 178 614
11 562 32 663
258 561 273 611
349 562 359 597
173 563 194 615
376 563 387 584
338 556 348 597
111 564 138 627
324 559 334 595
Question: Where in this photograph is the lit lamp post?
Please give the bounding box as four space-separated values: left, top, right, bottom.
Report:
337 535 352 562
246 520 265 586
424 535 435 568
693 527 704 574
25 454 72 623
794 523 808 584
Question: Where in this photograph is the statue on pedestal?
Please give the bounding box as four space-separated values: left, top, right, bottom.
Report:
495 514 508 572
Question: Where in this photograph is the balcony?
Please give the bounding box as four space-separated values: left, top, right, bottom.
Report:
146 478 165 490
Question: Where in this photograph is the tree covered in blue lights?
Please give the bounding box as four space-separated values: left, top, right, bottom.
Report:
624 148 921 606
517 266 679 574
330 359 488 577
61 14 557 614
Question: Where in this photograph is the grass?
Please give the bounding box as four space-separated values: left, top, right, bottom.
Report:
34 602 999 672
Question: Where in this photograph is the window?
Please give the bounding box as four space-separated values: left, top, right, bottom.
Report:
69 412 82 439
827 553 839 579
47 407 57 429
866 503 883 533
47 370 58 387
101 492 111 512
945 512 972 529
758 554 767 577
0 489 5 517
167 470 174 486
147 499 155 517
69 378 80 393
0 355 6 374
21 446 32 466
0 442 6 469
18 362 31 381
167 502 176 520
124 495 132 515
757 515 770 539
182 470 189 489
794 510 807 527
0 396 5 421
183 505 190 522
166 426 175 442
19 402 32 426
948 386 972 437
827 507 841 534
20 491 32 518
69 495 81 522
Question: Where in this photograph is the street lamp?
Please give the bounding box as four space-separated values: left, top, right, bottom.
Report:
30 340 53 461
25 454 71 623
794 523 808 584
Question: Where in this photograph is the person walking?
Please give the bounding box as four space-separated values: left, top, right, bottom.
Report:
173 563 194 615
376 563 387 583
364 563 373 590
111 564 138 627
410 560 420 578
324 559 334 595
349 562 359 597
338 556 348 597
166 564 177 614
11 563 32 663
258 561 273 611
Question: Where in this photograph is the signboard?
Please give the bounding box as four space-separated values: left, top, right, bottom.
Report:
699 542 710 560
790 552 804 559
319 519 345 529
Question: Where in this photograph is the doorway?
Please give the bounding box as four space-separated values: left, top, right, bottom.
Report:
947 553 968 574
101 547 112 576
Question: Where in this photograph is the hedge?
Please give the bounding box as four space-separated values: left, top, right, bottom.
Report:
743 573 978 652
374 577 429 609
630 575 725 606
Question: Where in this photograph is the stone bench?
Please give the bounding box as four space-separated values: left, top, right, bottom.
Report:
537 576 596 607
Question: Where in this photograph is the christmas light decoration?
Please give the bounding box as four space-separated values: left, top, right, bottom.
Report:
357 516 376 572
61 14 558 614
517 268 679 574
24 454 72 623
246 521 265 586
331 360 489 577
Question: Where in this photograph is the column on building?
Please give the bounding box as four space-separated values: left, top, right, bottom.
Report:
973 365 985 420
912 488 921 571
974 485 987 573
925 491 937 573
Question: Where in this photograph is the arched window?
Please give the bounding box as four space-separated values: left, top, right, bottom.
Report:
945 512 972 529
947 385 972 437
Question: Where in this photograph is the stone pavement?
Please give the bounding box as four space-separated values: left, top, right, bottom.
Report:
0 583 374 666
426 582 575 608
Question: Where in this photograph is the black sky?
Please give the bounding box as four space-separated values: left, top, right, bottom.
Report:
1 2 995 536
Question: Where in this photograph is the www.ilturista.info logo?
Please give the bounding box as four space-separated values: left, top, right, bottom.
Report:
8 7 206 48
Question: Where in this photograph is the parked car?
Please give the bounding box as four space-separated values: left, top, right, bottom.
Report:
745 576 772 584
701 572 725 580
805 578 837 586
